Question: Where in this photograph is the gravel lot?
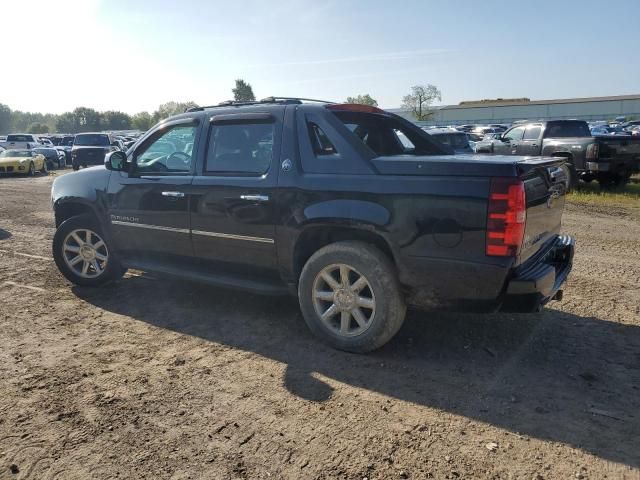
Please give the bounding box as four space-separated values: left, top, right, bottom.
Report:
1 172 639 480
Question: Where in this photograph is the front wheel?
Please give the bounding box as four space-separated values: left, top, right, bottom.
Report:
41 160 48 174
298 241 406 353
27 162 35 176
53 214 126 286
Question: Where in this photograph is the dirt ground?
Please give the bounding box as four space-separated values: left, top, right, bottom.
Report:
1 172 639 480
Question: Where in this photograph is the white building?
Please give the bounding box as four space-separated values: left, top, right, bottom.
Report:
389 94 640 126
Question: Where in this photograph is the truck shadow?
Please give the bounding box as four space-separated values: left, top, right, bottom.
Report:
73 277 640 467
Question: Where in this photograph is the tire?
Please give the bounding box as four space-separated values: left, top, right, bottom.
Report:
41 160 48 174
298 241 406 353
27 162 35 177
566 163 578 191
72 162 79 171
53 214 126 287
597 173 617 189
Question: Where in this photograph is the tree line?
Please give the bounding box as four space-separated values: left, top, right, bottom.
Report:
0 80 441 134
0 101 198 135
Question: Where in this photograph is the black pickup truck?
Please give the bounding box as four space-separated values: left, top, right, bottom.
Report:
51 99 575 352
475 120 640 186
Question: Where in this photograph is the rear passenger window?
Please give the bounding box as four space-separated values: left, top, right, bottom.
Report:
308 123 337 155
523 126 541 140
206 123 274 175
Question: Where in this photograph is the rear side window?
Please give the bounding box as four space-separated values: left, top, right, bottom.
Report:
330 110 444 156
308 123 337 155
544 121 591 138
523 126 541 140
206 123 274 175
394 129 415 150
6 134 32 142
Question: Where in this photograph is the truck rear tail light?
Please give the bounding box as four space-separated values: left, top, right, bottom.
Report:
586 143 599 159
486 178 526 257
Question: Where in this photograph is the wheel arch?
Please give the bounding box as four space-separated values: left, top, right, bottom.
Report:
291 223 397 283
54 199 101 228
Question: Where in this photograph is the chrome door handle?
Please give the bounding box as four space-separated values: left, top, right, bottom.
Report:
162 191 185 198
240 194 269 202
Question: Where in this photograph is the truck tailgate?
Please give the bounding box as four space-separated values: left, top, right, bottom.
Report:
517 157 569 264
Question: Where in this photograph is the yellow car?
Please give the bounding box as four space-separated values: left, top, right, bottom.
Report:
0 149 47 176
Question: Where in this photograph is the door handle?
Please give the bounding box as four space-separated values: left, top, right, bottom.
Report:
162 191 185 198
531 144 538 147
240 194 269 202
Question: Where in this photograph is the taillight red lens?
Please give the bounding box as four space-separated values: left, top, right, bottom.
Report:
486 178 526 257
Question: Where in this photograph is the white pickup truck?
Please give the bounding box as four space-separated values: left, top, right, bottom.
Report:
0 133 43 150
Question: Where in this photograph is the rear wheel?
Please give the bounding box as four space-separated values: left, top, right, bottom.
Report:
53 214 126 286
298 241 406 353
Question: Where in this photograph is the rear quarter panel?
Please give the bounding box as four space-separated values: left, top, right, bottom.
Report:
541 138 591 170
275 173 513 306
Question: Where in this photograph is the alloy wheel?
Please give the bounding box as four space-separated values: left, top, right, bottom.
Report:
62 228 109 278
312 263 376 337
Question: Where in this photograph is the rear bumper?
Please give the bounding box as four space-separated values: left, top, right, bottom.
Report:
501 235 575 312
584 157 639 174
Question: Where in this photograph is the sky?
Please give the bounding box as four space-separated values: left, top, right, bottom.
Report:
3 0 639 114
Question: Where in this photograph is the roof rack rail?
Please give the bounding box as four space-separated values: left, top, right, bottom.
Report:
185 96 335 112
259 96 335 104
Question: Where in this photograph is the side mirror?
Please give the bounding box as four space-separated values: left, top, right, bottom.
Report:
105 150 128 171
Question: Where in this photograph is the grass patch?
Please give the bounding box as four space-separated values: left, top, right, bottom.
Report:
568 181 640 207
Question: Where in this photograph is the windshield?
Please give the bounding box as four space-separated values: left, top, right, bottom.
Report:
0 150 32 158
73 134 110 146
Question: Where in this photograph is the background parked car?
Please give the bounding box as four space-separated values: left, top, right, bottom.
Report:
52 135 75 165
0 149 48 175
424 128 473 154
474 133 504 153
0 133 41 150
71 133 119 170
33 147 66 169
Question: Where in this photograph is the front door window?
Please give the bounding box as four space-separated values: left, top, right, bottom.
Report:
135 125 197 174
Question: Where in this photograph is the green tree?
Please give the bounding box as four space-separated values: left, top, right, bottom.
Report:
153 101 198 122
345 94 378 106
232 79 255 102
27 122 49 134
402 84 442 121
73 107 102 132
131 111 154 131
55 112 76 133
0 103 11 134
101 111 132 131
